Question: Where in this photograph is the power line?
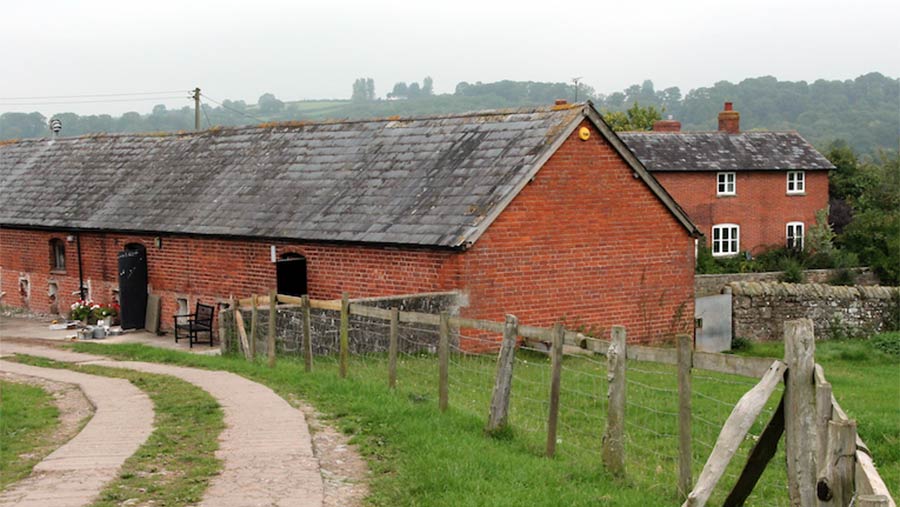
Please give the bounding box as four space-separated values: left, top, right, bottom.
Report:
200 93 264 123
0 96 187 107
0 90 188 101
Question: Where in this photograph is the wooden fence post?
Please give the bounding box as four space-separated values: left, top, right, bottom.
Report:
815 365 834 507
826 419 856 507
388 307 399 389
784 318 817 507
546 322 564 458
678 334 693 499
218 302 227 354
602 325 627 476
267 290 277 368
857 496 891 507
438 311 450 412
302 295 313 372
486 314 518 434
249 294 258 359
339 293 349 378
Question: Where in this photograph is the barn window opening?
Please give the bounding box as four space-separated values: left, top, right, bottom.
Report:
50 238 66 272
277 253 308 297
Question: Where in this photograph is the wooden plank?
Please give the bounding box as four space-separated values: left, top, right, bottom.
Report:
277 294 303 305
677 334 693 500
249 295 258 359
545 323 564 458
311 298 342 312
438 312 450 413
454 317 505 335
683 360 787 507
486 315 518 434
602 326 627 477
858 496 891 507
693 352 775 378
398 310 441 326
217 302 227 354
815 371 833 507
234 308 251 360
267 289 277 368
350 303 392 321
388 307 399 389
302 295 312 372
339 293 349 378
784 318 817 507
857 450 897 506
723 395 786 507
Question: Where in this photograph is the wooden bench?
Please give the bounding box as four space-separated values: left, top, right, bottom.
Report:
173 302 215 348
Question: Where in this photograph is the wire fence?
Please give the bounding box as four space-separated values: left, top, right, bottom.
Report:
222 298 793 505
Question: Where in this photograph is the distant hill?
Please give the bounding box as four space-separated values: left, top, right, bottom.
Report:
1 73 897 155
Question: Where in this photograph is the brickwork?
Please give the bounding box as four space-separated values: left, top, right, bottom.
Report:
654 170 829 254
1 122 696 344
458 120 696 343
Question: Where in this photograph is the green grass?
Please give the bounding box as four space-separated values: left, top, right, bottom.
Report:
11 355 224 507
0 380 60 490
63 341 807 506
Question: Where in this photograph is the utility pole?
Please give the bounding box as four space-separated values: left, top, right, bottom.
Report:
572 77 582 102
192 87 201 130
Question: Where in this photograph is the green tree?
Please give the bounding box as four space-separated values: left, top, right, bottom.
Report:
602 102 663 131
422 76 434 96
388 82 408 99
258 93 284 114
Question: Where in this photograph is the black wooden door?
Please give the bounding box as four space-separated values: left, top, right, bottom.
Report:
118 243 148 329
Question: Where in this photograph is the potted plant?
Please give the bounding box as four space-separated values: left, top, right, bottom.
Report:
69 300 95 325
92 303 119 327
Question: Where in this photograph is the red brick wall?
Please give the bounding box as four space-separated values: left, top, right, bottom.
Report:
0 229 455 327
457 120 696 344
654 170 829 254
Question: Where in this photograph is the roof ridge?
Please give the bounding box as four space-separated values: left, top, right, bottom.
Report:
2 102 589 144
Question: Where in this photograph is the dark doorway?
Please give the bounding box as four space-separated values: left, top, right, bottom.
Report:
118 243 148 329
276 253 308 297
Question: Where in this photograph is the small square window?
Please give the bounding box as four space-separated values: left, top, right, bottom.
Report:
787 222 804 250
787 171 805 194
712 224 740 256
717 172 736 196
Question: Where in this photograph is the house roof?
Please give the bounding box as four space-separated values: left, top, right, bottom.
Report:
618 131 835 172
0 103 698 248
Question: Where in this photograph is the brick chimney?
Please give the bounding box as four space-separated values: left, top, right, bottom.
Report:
652 115 681 132
718 102 740 134
554 99 568 105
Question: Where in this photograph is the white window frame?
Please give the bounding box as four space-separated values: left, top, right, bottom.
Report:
717 172 736 196
787 171 805 194
711 224 740 257
786 221 804 250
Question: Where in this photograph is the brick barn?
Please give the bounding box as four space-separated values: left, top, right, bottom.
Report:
620 102 833 257
1 102 699 343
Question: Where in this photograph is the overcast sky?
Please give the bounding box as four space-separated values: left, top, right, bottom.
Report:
2 0 898 117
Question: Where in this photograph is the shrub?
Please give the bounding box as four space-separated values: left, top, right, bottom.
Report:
730 336 751 352
870 332 900 356
779 258 805 283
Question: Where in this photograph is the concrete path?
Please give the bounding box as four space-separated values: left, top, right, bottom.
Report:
0 342 324 507
0 359 154 507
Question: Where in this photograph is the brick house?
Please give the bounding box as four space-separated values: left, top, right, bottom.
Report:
0 102 699 343
620 103 833 257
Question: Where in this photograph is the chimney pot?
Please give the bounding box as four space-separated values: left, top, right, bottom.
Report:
554 99 568 105
718 102 740 134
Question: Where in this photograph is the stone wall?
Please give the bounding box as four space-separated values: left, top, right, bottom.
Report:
695 268 879 297
225 291 461 357
730 281 899 341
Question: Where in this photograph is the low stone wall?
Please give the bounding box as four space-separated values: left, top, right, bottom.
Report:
695 268 879 297
225 291 461 357
730 281 899 341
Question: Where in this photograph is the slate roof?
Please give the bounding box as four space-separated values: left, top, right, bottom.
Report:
0 103 696 248
618 132 834 172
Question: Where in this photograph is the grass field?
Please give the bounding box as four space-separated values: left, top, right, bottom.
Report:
0 380 60 490
10 355 224 507
63 333 898 507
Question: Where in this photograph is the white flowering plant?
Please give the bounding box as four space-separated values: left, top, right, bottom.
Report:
69 300 94 321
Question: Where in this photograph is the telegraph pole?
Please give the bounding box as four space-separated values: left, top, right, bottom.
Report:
572 77 582 102
192 87 201 130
